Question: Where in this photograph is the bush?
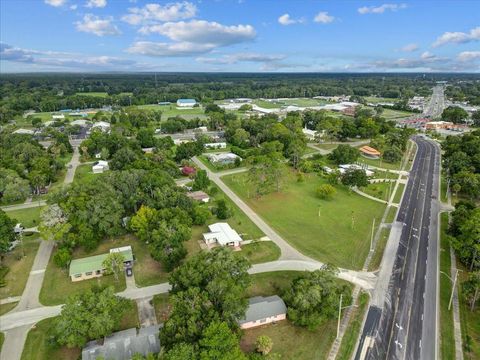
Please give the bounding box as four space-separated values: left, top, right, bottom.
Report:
316 184 336 199
215 199 232 220
53 247 72 269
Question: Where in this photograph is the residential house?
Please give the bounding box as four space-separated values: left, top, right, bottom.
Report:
186 191 210 203
92 160 109 174
207 152 240 165
69 246 133 282
91 121 111 133
204 142 227 149
238 296 287 329
13 128 35 135
82 325 160 360
302 127 318 141
203 223 242 248
52 114 65 120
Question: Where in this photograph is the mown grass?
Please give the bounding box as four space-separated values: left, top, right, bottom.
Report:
238 242 281 264
458 264 480 359
222 172 385 269
393 183 406 204
368 228 391 271
6 206 44 228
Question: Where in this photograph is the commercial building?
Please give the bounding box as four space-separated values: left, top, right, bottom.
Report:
69 246 133 282
238 296 287 329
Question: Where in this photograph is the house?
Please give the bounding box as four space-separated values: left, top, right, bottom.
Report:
70 119 90 127
176 99 197 107
186 191 210 203
359 146 381 159
13 128 35 135
92 160 109 174
207 153 240 165
238 296 287 329
82 325 160 360
91 121 111 133
69 246 133 282
204 142 227 149
302 127 318 141
203 223 242 248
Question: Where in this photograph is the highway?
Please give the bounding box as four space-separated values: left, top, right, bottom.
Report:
355 136 440 360
423 85 445 119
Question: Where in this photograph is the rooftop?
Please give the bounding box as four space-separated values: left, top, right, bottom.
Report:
69 246 133 276
203 222 242 246
238 296 287 324
359 145 381 156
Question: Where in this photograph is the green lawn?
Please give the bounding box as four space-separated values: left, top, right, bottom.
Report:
0 302 18 315
73 164 97 183
237 242 280 264
372 169 399 180
439 213 455 360
385 206 397 223
315 143 339 151
75 92 109 97
380 108 414 120
252 99 283 109
368 228 391 271
281 98 328 107
459 265 480 359
197 154 243 172
136 104 207 120
393 183 406 204
21 300 138 360
336 292 370 360
222 172 385 269
0 235 41 299
357 156 401 171
241 271 354 360
361 181 394 201
0 332 4 353
440 175 448 203
364 97 398 104
6 206 44 228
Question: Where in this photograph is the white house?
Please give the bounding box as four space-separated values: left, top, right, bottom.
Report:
302 127 318 141
13 128 35 135
204 142 227 149
92 160 109 174
203 223 242 247
176 99 196 107
207 153 240 165
91 121 111 133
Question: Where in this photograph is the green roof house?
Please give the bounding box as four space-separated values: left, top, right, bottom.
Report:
69 246 134 282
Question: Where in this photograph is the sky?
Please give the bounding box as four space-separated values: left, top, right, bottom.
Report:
1 0 479 73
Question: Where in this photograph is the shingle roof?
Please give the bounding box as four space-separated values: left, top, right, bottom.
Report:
238 295 287 324
69 248 133 276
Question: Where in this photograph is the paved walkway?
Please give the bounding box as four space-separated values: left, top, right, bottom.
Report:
136 297 157 327
353 188 389 205
0 200 47 212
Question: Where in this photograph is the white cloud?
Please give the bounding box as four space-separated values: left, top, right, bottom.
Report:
358 3 407 14
457 51 480 62
70 4 78 10
314 12 334 24
122 2 197 25
400 43 418 52
85 0 107 8
44 0 67 7
420 51 436 60
278 14 297 26
197 53 286 65
75 14 121 36
432 26 480 47
126 41 215 57
139 20 255 46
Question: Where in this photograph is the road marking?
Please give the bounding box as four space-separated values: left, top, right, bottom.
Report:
30 269 45 275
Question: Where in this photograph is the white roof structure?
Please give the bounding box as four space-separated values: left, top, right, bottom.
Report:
207 152 239 163
71 119 89 126
92 121 111 131
52 114 65 120
13 128 34 135
203 223 242 246
339 164 374 177
302 128 318 137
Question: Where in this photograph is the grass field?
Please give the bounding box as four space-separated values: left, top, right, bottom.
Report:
75 92 109 97
252 99 283 109
0 332 3 353
281 98 328 107
315 143 339 151
357 156 401 171
6 206 44 228
136 104 207 120
21 300 138 360
364 97 398 104
393 183 406 204
336 292 370 360
73 163 97 183
0 302 18 315
361 181 393 201
238 242 281 264
385 206 398 223
381 108 414 120
458 265 480 359
153 293 170 324
0 235 41 299
241 271 353 360
440 175 449 203
368 228 391 271
439 213 455 360
223 172 385 269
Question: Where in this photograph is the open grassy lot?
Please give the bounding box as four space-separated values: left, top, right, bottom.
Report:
315 143 339 151
73 163 97 183
6 206 44 228
136 104 207 120
368 228 391 271
222 172 385 269
21 300 138 360
372 169 399 180
380 108 414 120
357 156 401 171
0 332 4 353
237 242 280 264
364 97 398 104
393 183 406 204
247 271 305 298
0 235 41 299
361 181 393 201
385 206 398 224
439 213 455 360
281 98 328 107
336 292 370 360
0 302 18 316
252 99 283 109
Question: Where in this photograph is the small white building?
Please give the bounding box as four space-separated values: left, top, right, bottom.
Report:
207 152 240 165
13 128 35 135
302 128 318 141
91 121 111 133
52 114 65 120
339 164 374 177
194 126 208 133
176 99 197 107
92 160 109 174
204 142 227 149
203 223 242 248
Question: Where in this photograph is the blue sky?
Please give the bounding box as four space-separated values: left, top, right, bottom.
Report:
1 0 479 72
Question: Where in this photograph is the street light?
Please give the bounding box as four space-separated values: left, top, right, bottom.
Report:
440 270 461 311
337 294 358 338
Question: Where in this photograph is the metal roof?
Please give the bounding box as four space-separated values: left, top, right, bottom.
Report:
203 222 242 246
238 296 287 324
69 247 133 276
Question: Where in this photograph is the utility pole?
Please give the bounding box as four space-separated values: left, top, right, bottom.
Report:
448 269 459 311
337 293 343 339
370 218 376 251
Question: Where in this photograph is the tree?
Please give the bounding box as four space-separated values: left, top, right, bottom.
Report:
54 287 130 348
215 199 232 220
472 110 480 127
53 247 72 269
284 267 352 330
39 204 71 242
232 128 250 148
382 146 402 163
316 184 337 199
0 168 30 204
192 170 210 191
0 210 16 256
441 106 469 124
329 145 359 165
341 169 369 188
162 343 197 360
255 335 273 355
463 271 480 311
102 252 126 282
199 321 246 360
